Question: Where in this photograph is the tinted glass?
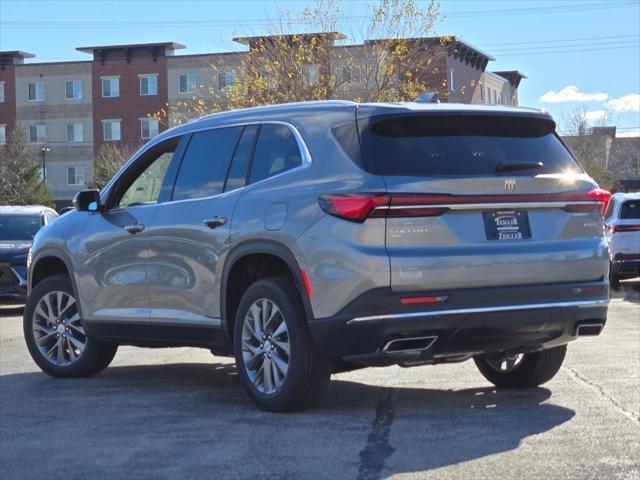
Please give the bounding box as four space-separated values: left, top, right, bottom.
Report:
225 125 258 192
249 125 302 184
360 115 581 176
0 215 42 241
173 127 242 201
620 200 640 219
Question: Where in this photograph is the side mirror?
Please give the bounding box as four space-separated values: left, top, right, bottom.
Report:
73 190 101 212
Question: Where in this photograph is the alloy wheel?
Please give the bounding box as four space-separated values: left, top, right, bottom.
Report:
241 298 290 394
32 291 86 366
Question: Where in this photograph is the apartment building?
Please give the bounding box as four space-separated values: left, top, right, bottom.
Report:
0 34 525 207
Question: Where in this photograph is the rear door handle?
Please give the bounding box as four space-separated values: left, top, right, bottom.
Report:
124 224 145 234
203 216 227 229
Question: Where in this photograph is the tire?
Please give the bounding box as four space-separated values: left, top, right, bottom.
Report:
233 277 332 412
474 345 567 388
24 274 117 378
609 267 621 290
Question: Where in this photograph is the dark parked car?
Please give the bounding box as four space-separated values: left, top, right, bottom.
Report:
1 206 58 302
24 101 610 411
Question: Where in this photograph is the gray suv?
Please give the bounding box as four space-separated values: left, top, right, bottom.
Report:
24 101 610 411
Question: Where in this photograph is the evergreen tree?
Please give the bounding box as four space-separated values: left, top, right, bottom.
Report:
0 124 53 207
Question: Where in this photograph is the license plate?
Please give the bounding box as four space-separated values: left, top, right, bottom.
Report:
483 210 531 241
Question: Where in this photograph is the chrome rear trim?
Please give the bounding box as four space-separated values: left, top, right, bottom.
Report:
377 201 599 211
348 299 609 324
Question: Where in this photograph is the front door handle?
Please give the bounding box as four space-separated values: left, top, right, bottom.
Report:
203 216 227 229
124 224 145 234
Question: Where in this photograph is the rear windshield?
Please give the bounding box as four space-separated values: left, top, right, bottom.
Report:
620 200 640 219
0 215 42 241
359 114 582 176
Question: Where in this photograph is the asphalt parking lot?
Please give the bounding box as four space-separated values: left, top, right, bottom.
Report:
1 283 639 480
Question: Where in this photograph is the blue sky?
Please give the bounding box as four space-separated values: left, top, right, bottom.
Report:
1 0 638 135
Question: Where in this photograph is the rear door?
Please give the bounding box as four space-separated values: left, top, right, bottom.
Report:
357 111 609 292
144 125 257 327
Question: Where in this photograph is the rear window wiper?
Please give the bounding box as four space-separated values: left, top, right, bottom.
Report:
495 161 544 172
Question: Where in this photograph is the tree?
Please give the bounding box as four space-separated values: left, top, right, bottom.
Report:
561 107 615 190
0 124 53 207
86 143 133 190
165 0 444 125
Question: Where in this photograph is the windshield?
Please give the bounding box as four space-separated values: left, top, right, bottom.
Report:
0 215 43 241
359 114 582 176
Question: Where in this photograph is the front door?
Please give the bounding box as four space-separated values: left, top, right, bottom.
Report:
75 136 185 324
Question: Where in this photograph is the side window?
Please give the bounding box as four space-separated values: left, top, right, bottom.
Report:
117 137 180 208
249 124 303 184
224 125 258 192
172 127 242 201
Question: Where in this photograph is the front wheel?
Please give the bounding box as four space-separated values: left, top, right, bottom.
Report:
24 274 117 378
474 345 567 388
233 277 332 412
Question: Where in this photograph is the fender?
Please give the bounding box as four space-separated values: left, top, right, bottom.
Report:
29 247 86 321
220 239 315 342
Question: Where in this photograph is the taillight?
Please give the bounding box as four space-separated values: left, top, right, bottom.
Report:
318 194 389 222
586 188 611 214
610 224 640 233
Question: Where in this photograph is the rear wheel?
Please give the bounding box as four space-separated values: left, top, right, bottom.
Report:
609 264 621 290
24 274 117 378
233 277 332 412
474 345 567 388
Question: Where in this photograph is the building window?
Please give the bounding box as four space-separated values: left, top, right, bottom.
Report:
102 77 120 98
102 120 121 141
479 82 484 102
140 74 158 96
0 125 6 145
67 123 83 143
342 65 362 84
28 82 45 101
65 80 82 100
0 82 5 103
29 125 46 143
302 64 320 86
448 69 455 92
67 167 85 186
140 118 159 139
179 74 197 94
216 71 234 91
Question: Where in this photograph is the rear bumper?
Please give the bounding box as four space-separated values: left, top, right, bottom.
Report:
309 281 608 365
611 258 640 279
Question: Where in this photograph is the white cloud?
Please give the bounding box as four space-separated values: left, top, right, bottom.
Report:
584 110 608 121
617 129 640 138
539 85 608 103
605 93 640 113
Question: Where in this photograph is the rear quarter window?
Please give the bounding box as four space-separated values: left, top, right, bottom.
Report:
358 114 582 177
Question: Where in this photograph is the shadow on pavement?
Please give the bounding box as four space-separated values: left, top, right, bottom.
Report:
0 361 575 479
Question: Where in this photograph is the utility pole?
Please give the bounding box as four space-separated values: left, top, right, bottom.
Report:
41 146 50 181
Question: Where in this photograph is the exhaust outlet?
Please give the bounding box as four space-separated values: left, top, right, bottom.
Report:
576 323 604 336
382 336 438 354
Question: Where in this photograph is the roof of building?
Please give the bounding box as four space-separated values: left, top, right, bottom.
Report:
233 31 347 45
493 70 528 88
0 51 36 59
76 42 186 54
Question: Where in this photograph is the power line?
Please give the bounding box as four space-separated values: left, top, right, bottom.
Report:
498 45 639 56
1 1 638 29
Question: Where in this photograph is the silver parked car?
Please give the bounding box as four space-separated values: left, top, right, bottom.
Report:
24 101 610 411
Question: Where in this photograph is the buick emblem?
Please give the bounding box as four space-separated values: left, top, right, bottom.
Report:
504 179 517 192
